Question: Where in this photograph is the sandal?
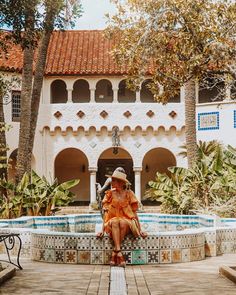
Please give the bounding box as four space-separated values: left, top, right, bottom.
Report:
110 250 117 266
116 251 126 267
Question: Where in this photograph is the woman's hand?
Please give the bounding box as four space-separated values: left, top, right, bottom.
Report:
96 231 104 239
140 231 148 239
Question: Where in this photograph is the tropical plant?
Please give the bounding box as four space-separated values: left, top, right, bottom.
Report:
107 0 236 168
0 170 80 218
147 143 236 217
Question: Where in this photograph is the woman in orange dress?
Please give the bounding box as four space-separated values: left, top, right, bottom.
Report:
97 169 147 267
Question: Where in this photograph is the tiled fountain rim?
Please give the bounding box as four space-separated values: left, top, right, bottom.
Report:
1 212 234 226
1 213 236 265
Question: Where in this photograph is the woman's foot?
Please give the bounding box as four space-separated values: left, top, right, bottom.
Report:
110 250 117 266
116 251 126 267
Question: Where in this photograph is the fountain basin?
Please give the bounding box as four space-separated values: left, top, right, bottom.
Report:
0 213 236 264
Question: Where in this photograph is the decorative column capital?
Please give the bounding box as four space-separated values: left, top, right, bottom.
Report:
88 167 97 172
133 167 142 172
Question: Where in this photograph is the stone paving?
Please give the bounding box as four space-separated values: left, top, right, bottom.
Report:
0 254 236 294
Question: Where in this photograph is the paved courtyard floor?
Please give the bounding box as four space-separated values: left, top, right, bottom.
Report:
0 254 236 294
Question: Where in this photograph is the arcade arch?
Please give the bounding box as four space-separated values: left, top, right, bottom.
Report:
97 147 134 191
95 79 113 103
54 148 89 203
141 148 176 199
51 80 67 103
72 79 90 103
118 79 136 102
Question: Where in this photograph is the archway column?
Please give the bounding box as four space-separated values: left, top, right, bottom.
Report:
113 87 119 103
89 167 97 206
67 88 73 103
136 90 141 102
90 88 96 102
133 167 142 203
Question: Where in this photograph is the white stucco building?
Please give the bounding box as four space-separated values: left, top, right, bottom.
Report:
1 30 236 205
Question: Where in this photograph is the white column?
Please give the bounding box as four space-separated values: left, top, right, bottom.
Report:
113 87 118 103
133 167 142 203
67 88 73 103
136 90 141 102
180 85 185 104
89 167 97 206
90 88 95 102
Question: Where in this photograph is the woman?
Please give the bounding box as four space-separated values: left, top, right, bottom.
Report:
97 169 147 267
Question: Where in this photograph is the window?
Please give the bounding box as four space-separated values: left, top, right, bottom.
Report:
12 91 21 121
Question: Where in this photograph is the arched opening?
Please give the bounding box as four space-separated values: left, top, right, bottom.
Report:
8 149 36 181
51 80 67 103
54 148 89 204
72 79 90 103
95 79 113 103
97 147 134 191
141 148 176 201
199 77 225 103
118 80 136 102
140 79 155 103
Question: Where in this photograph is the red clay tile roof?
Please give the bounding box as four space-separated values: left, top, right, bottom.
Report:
0 30 128 75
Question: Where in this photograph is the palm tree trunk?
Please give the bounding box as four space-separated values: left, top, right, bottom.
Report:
0 94 7 180
27 31 52 168
184 79 198 168
16 45 34 181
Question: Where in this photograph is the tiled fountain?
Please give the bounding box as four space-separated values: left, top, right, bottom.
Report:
0 213 236 265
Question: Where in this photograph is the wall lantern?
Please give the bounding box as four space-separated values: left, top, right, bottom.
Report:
112 126 120 155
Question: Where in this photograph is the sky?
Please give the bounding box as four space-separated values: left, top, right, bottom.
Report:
76 0 117 30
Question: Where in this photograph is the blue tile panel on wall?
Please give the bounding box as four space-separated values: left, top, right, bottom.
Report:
198 112 219 131
234 110 236 128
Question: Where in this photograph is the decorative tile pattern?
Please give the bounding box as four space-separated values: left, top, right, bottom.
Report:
147 250 159 264
39 249 46 261
132 250 147 264
172 249 182 263
90 236 103 250
104 250 113 265
146 236 159 250
65 250 77 263
45 249 55 262
64 237 77 249
146 110 154 118
122 251 132 265
160 250 171 263
91 251 104 264
76 236 91 250
103 236 113 250
129 237 146 250
169 110 177 118
181 249 190 262
77 251 91 264
55 250 65 263
198 112 219 130
123 110 132 118
77 110 85 118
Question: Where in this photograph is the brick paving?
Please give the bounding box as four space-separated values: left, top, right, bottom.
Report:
0 255 236 294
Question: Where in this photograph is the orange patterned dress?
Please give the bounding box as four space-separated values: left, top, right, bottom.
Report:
102 189 140 237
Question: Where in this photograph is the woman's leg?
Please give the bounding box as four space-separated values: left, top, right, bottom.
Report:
111 219 121 251
119 219 130 243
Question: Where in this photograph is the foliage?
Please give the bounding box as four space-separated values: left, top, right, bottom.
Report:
0 170 80 218
107 0 236 100
147 142 236 217
107 0 236 168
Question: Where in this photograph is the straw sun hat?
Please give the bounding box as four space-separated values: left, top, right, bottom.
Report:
106 170 131 185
